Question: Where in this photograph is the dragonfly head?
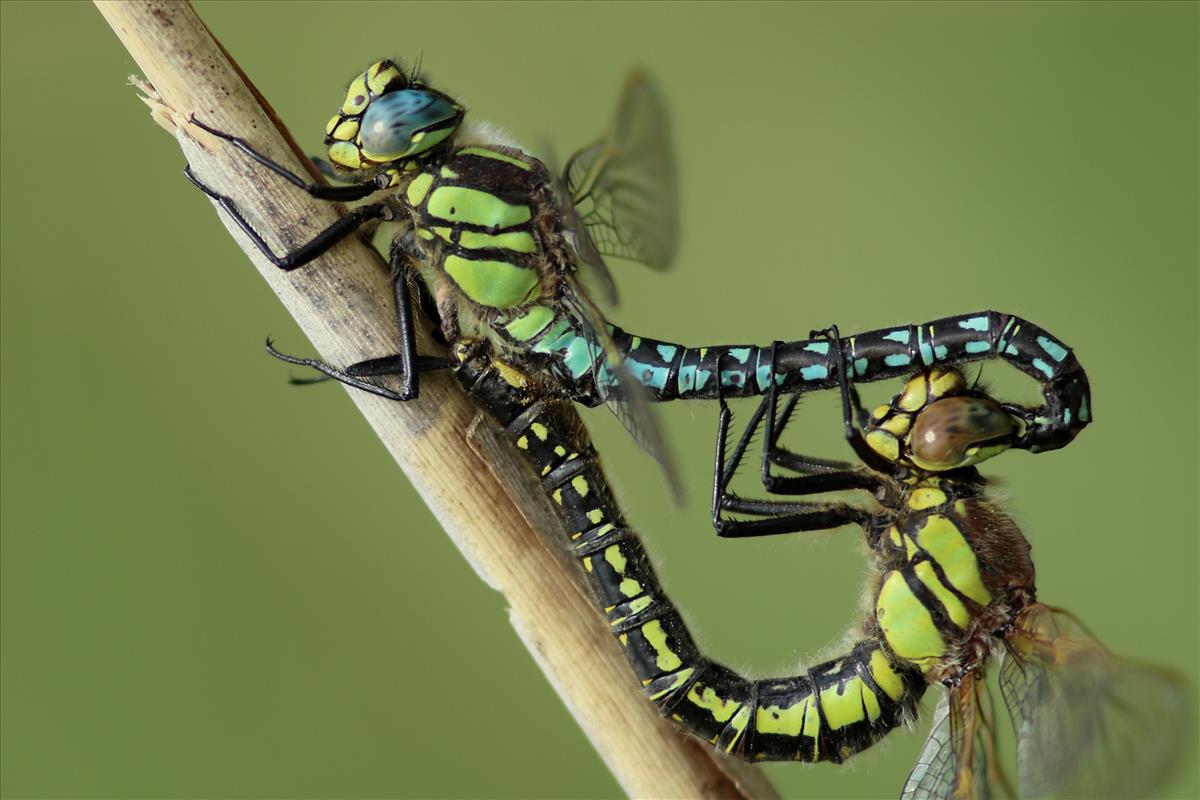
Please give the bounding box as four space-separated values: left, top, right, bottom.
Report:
324 60 464 171
864 367 1017 472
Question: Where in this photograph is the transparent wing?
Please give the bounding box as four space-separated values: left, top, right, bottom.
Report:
543 142 620 307
565 70 678 271
902 675 1004 800
999 603 1188 800
561 272 682 500
553 172 620 306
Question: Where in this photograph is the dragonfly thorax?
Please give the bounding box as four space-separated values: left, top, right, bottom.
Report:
871 482 1036 682
403 145 558 317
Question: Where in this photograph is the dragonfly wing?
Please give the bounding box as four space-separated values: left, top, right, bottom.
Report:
543 140 620 307
999 603 1187 800
561 272 682 500
564 70 678 271
901 676 999 800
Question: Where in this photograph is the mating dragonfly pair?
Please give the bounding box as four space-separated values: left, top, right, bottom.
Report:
185 59 1185 798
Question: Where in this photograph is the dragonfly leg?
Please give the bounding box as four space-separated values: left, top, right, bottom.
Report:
266 338 448 400
811 325 897 473
189 116 391 201
381 245 422 399
758 341 880 493
711 354 875 539
184 165 391 272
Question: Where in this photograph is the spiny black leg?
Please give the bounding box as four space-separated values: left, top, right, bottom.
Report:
711 354 875 536
712 354 774 530
714 502 871 539
809 325 869 429
759 340 784 487
190 116 390 200
711 357 738 531
766 396 857 474
756 340 881 495
184 166 391 272
384 251 422 399
761 342 857 479
265 339 447 401
811 325 895 473
290 353 452 381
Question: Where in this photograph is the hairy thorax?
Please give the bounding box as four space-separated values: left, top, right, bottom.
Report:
867 477 1036 685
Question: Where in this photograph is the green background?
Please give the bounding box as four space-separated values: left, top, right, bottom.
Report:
2 2 1196 798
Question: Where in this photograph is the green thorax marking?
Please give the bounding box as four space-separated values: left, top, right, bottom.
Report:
874 499 994 673
408 146 548 311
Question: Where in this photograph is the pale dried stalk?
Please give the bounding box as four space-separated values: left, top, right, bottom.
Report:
93 2 777 798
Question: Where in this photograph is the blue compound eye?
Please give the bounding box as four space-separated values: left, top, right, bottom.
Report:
359 89 459 161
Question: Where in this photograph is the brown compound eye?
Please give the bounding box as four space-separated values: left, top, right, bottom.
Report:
908 396 1015 471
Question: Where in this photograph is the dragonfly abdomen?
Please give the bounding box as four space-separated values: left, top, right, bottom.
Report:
452 341 925 762
601 313 1091 455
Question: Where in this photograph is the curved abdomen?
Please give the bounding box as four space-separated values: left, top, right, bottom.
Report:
599 311 1091 453
454 346 925 761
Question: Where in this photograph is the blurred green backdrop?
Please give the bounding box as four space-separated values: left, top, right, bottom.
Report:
2 2 1196 798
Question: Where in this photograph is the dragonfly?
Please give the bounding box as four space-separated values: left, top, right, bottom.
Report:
444 322 1182 797
701 327 1186 796
185 59 683 489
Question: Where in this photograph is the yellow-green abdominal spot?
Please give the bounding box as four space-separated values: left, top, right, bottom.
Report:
628 595 653 614
819 677 878 729
803 698 821 757
687 684 742 723
723 707 751 752
427 185 532 229
648 667 694 700
876 571 946 669
444 255 539 308
861 681 882 721
868 649 907 701
571 475 590 498
619 578 642 598
915 515 991 605
756 698 809 736
914 560 970 628
604 545 627 574
641 620 683 671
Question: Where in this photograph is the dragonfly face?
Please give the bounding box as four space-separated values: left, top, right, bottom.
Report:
865 367 1016 471
323 60 464 171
